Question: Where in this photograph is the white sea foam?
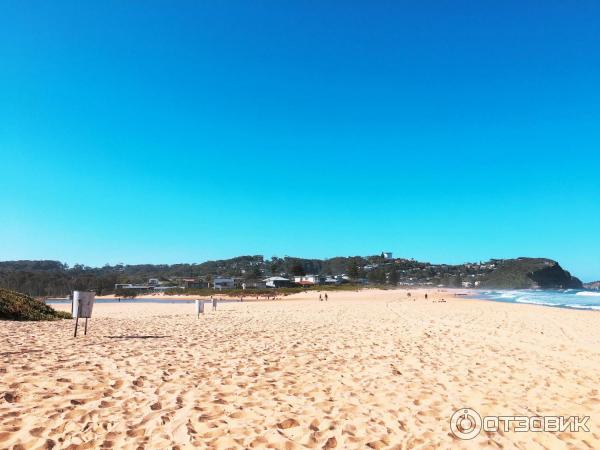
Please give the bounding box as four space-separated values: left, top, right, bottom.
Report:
576 291 600 297
514 298 559 307
565 304 600 311
472 289 600 310
498 291 520 299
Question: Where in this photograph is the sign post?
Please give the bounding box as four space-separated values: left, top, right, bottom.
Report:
73 291 95 337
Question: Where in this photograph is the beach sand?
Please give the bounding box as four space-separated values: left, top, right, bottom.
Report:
1 289 600 449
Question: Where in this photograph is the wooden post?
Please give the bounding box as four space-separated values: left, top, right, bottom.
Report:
74 316 79 337
84 318 88 335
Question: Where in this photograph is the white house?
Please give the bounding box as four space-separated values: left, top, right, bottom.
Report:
293 275 323 285
212 277 235 290
382 252 393 259
324 276 340 285
114 283 151 291
264 276 291 288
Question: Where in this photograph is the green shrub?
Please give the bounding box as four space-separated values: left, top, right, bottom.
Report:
115 288 139 298
0 288 72 321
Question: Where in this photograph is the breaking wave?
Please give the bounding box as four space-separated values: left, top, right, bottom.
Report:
469 289 600 311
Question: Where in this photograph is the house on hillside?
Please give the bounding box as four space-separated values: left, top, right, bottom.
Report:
264 276 292 288
114 283 152 292
241 279 266 289
212 277 235 290
181 278 206 289
293 275 323 285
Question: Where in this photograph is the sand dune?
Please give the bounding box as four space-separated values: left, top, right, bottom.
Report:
1 289 600 449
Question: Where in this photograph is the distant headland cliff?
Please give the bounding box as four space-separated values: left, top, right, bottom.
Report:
583 281 600 290
0 255 582 297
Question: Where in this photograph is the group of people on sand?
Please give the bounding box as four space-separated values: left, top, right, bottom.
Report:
406 291 446 303
319 293 328 301
206 294 280 308
405 292 447 303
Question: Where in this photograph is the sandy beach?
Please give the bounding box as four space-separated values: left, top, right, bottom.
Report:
2 289 600 449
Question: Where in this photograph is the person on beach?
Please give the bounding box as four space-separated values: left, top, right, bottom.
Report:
425 293 428 300
324 293 328 301
319 294 323 301
211 296 217 311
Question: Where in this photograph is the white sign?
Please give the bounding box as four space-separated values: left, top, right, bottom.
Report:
73 291 95 318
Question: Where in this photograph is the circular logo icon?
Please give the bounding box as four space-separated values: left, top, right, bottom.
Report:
450 408 482 440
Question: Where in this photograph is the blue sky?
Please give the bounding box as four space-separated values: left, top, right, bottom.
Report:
1 1 599 281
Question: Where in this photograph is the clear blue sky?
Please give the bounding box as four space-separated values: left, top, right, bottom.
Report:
1 1 599 281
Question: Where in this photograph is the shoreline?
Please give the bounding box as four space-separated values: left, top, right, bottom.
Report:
42 286 600 311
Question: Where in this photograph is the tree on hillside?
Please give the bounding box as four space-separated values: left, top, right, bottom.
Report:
368 268 386 284
453 274 463 287
270 257 282 275
347 261 360 279
290 264 306 276
246 265 262 280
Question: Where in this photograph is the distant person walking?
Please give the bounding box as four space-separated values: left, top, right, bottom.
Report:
319 294 323 301
211 296 217 311
425 293 428 300
324 293 328 301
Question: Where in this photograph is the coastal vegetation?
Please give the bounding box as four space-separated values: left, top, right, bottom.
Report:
0 288 72 321
0 256 582 298
479 258 582 289
114 288 138 299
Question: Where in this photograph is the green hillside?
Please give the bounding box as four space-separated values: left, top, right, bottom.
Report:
479 258 582 289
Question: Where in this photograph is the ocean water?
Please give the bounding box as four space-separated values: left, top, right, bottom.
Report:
469 289 600 311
